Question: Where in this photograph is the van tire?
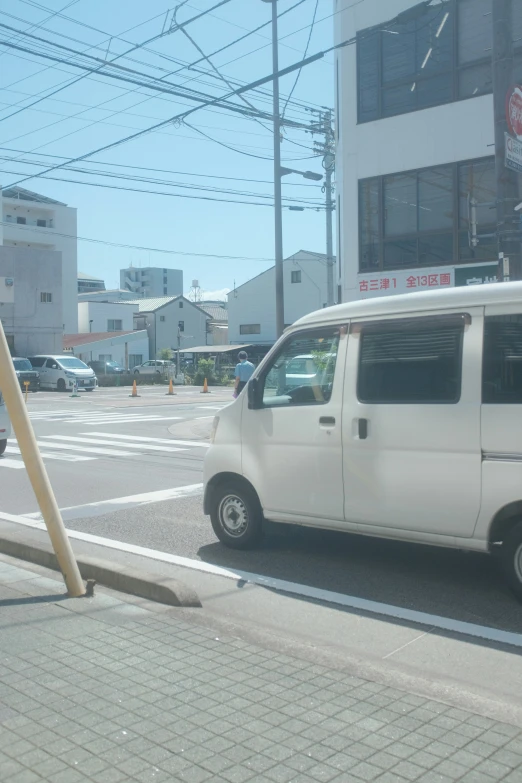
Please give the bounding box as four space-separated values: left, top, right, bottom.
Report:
210 481 263 549
57 378 66 392
500 521 522 601
0 439 6 456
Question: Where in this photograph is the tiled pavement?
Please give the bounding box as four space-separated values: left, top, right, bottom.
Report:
0 555 522 783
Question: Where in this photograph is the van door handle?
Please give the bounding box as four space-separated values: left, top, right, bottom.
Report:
358 418 368 439
319 416 336 426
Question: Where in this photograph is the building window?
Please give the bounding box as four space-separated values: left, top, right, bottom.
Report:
179 300 183 308
98 354 112 362
178 320 184 332
291 270 301 283
163 286 167 295
359 156 495 272
16 216 26 224
36 219 47 227
357 0 522 124
240 324 261 335
160 315 165 322
129 354 142 369
107 319 123 332
357 316 464 404
483 315 522 403
40 292 52 303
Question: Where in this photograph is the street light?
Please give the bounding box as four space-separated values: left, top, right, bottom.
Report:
261 0 284 338
280 167 323 182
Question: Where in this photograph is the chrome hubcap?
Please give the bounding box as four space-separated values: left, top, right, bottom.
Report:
514 544 522 583
219 495 248 537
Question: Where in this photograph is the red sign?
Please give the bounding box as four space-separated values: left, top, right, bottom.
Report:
507 86 522 139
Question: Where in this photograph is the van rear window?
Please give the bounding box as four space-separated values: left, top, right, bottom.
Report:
483 315 522 403
357 317 464 404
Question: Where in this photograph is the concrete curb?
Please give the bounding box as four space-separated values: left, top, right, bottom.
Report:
0 532 201 608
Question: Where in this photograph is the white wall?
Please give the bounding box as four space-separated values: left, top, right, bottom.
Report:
78 301 137 334
228 251 329 344
336 0 496 303
2 193 78 332
72 332 149 367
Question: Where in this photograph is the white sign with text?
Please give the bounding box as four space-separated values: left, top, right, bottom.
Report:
356 267 455 299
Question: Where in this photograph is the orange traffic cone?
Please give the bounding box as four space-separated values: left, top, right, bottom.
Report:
201 377 210 394
166 378 176 396
129 379 140 397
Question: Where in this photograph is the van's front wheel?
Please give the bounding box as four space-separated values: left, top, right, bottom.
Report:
501 521 522 601
0 439 6 456
210 481 263 549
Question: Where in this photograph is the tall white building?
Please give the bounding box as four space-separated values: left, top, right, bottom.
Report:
335 0 522 303
120 266 183 298
1 186 78 332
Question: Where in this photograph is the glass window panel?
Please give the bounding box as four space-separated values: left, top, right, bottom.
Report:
416 72 453 109
418 166 454 231
261 329 340 408
357 32 380 122
458 62 492 99
458 0 492 64
383 239 418 269
358 319 463 404
384 173 417 235
382 21 416 83
359 179 380 270
458 230 497 261
418 233 454 266
513 2 522 47
459 159 496 232
382 82 417 117
416 5 453 75
483 315 522 403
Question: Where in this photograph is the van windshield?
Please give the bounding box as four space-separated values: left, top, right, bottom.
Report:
58 358 90 370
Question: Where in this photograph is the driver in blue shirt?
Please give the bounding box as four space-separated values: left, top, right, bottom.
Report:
234 351 255 397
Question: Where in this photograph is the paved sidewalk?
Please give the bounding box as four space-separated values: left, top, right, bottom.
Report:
1 555 522 783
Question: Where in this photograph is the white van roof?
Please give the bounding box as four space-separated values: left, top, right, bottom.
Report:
294 281 522 328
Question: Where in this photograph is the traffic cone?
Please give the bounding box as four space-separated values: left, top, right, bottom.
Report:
129 379 140 397
166 378 176 396
201 377 210 394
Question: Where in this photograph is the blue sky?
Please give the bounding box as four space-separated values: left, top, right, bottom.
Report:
0 0 335 298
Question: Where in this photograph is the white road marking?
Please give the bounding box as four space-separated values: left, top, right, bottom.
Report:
23 483 204 521
1 507 522 649
8 440 132 457
40 436 185 453
197 406 224 410
6 446 94 462
0 458 26 470
86 433 210 448
63 416 184 425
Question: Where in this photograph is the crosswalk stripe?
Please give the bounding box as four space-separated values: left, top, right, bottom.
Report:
86 432 210 448
25 440 131 457
6 446 95 462
68 416 184 425
0 457 26 469
41 436 185 453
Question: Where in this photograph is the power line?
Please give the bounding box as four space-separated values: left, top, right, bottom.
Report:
0 0 80 61
282 0 319 121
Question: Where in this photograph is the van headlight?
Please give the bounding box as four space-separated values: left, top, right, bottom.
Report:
65 371 76 378
210 416 220 444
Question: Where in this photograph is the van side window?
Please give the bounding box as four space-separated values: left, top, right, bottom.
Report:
483 315 522 403
28 357 45 368
357 317 464 404
261 328 340 408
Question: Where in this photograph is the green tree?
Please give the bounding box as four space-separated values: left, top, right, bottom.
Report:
157 348 174 361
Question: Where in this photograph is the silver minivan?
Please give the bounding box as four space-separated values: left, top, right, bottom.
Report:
28 355 97 392
204 282 522 601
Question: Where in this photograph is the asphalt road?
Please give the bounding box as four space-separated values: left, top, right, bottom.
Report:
2 385 522 637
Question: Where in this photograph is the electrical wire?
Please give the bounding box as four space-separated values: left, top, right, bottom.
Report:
281 0 319 122
0 0 79 60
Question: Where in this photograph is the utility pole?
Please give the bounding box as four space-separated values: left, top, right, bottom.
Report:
493 0 520 280
262 0 284 337
314 110 336 305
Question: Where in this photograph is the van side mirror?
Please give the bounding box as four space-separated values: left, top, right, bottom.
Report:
248 377 261 410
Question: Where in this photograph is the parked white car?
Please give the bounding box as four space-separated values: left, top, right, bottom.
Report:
0 390 10 455
204 281 522 601
133 360 174 376
28 355 97 392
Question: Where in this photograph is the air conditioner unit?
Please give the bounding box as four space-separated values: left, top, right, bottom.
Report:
4 278 13 287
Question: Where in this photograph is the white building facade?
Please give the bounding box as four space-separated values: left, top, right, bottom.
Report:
335 0 522 303
1 187 78 332
227 250 330 345
78 301 137 334
120 266 183 298
130 296 210 357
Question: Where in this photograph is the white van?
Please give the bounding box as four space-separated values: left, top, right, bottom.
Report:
28 355 97 392
204 282 522 600
0 390 10 455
